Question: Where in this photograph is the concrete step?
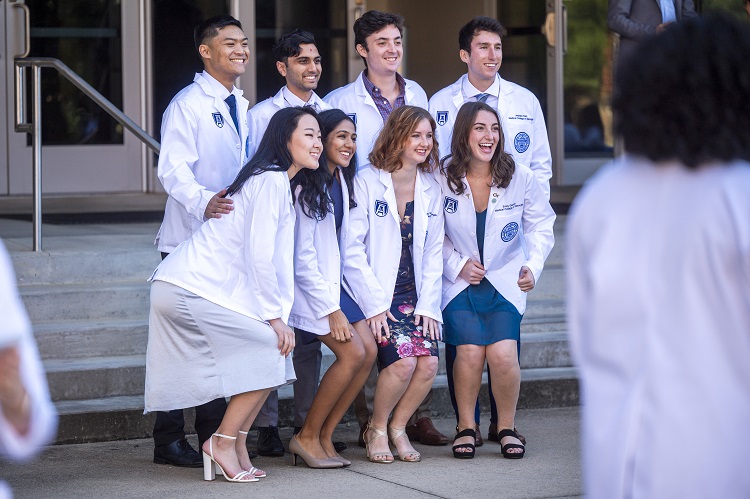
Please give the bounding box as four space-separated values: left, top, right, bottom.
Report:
44 355 145 402
531 266 565 301
21 281 150 323
11 245 160 286
52 367 579 444
34 319 148 360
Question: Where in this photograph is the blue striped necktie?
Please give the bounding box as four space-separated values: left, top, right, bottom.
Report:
475 93 490 103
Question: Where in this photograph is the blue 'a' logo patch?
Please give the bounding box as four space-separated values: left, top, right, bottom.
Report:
436 111 449 126
501 222 519 242
212 112 224 128
443 197 458 214
374 200 388 217
347 113 357 125
514 132 530 153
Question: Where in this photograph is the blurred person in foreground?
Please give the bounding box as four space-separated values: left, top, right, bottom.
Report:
0 241 57 498
567 14 750 498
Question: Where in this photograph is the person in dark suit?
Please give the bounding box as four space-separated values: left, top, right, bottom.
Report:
608 0 697 75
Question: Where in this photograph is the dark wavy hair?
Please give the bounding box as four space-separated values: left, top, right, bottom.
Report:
194 15 242 52
369 106 439 174
353 10 404 66
291 110 358 220
226 106 319 196
458 16 504 53
614 14 750 168
440 101 515 195
272 29 316 64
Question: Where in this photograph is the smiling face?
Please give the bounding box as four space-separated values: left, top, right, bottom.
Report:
325 119 357 173
468 110 500 164
288 114 322 177
461 30 502 89
356 25 403 77
277 43 322 100
199 25 249 90
398 118 434 168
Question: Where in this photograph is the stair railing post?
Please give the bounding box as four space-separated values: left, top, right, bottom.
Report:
32 63 43 252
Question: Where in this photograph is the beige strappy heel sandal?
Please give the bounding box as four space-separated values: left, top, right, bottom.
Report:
365 422 394 464
388 425 421 462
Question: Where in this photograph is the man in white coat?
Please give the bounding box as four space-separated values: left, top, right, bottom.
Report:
568 15 750 498
153 15 250 468
325 10 447 447
429 16 552 199
429 15 550 446
324 10 428 170
247 29 335 458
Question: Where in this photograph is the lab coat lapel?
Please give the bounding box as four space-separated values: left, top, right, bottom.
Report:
379 169 400 226
485 183 508 226
413 171 430 251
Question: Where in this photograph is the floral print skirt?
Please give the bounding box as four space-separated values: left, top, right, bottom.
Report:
376 200 439 370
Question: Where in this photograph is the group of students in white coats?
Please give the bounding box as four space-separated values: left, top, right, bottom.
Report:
144 11 556 484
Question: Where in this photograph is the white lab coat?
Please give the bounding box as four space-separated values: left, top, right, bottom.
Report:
247 86 331 158
324 72 429 170
567 156 750 498
151 170 296 324
436 164 555 314
343 166 444 323
288 170 351 334
428 74 552 199
0 241 57 464
155 71 250 252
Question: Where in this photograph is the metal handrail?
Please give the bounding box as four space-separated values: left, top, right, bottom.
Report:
13 57 160 251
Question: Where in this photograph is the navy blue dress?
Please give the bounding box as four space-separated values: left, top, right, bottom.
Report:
331 176 365 324
377 201 439 370
442 209 522 346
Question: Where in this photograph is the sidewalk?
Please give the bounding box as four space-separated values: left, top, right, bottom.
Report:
1 407 582 499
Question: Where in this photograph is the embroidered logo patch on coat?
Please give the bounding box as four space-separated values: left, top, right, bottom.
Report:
436 111 449 126
347 113 357 125
501 222 519 242
443 197 458 214
374 200 388 217
212 113 224 128
514 132 530 153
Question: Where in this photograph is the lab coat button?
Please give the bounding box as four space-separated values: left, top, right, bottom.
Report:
236 144 241 149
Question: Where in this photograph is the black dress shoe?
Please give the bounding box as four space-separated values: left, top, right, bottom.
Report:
153 439 203 467
293 426 348 453
257 426 285 457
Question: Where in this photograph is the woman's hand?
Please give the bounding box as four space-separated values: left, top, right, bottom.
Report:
268 318 295 357
517 266 535 292
366 310 395 343
414 315 441 341
328 309 352 343
0 346 30 434
459 259 486 285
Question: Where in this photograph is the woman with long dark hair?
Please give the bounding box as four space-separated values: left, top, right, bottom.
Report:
286 109 377 468
344 105 444 464
145 107 322 482
437 101 554 459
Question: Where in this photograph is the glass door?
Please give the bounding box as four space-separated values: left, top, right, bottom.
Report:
2 0 146 195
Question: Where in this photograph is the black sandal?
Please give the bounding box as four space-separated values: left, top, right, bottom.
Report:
498 429 525 459
452 428 476 459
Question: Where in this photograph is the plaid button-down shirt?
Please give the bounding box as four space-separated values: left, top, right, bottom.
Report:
362 71 407 122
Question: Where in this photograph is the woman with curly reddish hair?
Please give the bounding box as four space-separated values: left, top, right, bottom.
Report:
344 105 444 464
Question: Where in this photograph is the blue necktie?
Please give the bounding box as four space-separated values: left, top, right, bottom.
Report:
475 93 490 103
225 94 239 132
659 0 676 23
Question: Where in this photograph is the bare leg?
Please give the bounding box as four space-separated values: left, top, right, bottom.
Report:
390 355 438 458
296 329 366 460
320 320 377 457
236 388 271 472
454 344 486 452
201 390 268 479
486 340 522 453
367 357 417 459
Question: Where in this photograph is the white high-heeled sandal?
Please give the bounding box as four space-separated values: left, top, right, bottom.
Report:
202 433 258 482
239 430 266 478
